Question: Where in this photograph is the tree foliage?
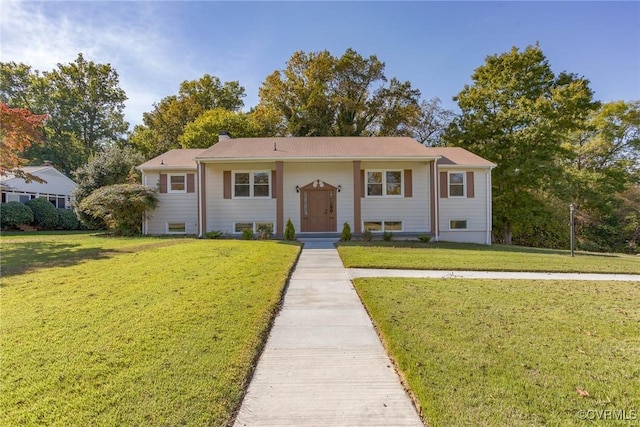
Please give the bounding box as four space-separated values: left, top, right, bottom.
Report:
129 74 245 157
1 55 128 174
444 45 599 245
78 184 158 236
72 145 145 229
256 49 423 137
179 108 260 148
0 103 48 181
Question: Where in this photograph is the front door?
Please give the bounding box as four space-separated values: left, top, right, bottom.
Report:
300 181 337 232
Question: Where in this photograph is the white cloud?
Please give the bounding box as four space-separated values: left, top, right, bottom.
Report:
0 0 187 127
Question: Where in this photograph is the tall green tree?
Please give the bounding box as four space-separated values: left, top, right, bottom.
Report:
256 49 421 137
444 45 598 245
179 108 260 148
1 55 128 174
129 74 245 157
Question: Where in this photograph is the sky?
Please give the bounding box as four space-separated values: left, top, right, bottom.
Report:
1 1 639 129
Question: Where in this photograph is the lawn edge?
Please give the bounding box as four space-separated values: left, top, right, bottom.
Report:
227 242 303 426
349 277 428 427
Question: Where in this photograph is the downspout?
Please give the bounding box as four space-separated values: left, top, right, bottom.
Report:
433 158 439 242
197 160 203 237
486 168 492 245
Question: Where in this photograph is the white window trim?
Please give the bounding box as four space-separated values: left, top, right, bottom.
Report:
166 222 187 234
233 221 275 234
365 170 404 198
448 171 466 198
362 220 404 232
449 219 469 231
232 171 271 199
168 173 187 193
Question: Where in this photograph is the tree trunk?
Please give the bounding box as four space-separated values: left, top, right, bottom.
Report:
504 220 513 245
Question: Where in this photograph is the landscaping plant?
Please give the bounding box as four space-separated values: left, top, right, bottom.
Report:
25 197 59 229
340 222 351 241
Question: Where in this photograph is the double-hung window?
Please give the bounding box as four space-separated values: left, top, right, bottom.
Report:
448 172 465 197
366 170 402 197
234 171 270 198
169 174 186 193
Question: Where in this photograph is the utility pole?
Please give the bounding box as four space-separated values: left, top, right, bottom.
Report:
570 203 575 257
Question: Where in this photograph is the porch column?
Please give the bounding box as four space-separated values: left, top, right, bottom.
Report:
353 160 362 234
429 160 436 237
276 161 284 236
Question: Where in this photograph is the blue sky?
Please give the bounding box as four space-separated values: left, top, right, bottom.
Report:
1 1 639 128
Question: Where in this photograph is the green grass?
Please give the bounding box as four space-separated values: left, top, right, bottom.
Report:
354 278 640 426
1 233 300 426
338 241 640 274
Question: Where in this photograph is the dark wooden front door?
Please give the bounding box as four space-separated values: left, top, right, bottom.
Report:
300 181 337 232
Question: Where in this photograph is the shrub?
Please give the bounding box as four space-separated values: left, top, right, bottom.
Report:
25 197 58 229
78 184 158 236
57 208 80 230
417 234 431 243
203 230 223 239
241 228 254 240
382 231 393 242
340 222 352 241
257 223 273 240
0 202 34 229
361 229 373 242
284 218 295 241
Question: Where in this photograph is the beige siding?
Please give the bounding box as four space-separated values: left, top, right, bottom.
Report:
282 162 354 232
143 170 198 235
205 163 277 234
361 161 431 233
438 169 491 244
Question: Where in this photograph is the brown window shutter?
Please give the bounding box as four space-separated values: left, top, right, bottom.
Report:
223 171 231 199
439 171 448 198
466 171 475 198
404 169 412 198
159 174 167 193
186 173 195 193
271 170 277 199
360 170 365 198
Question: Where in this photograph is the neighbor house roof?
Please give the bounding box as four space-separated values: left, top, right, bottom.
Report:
137 138 496 169
137 149 207 170
0 165 77 194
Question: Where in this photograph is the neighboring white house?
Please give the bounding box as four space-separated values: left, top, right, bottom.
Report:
0 164 76 209
137 136 496 244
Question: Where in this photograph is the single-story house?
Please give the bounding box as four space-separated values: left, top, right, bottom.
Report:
0 164 76 209
137 135 496 244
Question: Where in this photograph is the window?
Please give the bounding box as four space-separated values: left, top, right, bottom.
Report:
449 172 465 197
234 222 274 234
234 171 270 198
366 170 403 197
449 219 468 230
363 220 403 232
169 174 186 193
167 222 186 233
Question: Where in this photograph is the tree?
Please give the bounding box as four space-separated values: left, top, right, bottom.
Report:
1 55 129 175
444 45 598 245
409 98 455 146
179 108 260 148
129 74 245 157
78 184 158 236
256 49 422 137
72 145 145 229
0 103 48 181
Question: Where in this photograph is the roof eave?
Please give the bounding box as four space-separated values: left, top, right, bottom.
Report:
195 155 442 163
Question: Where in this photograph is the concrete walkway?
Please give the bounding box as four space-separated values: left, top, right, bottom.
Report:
349 269 640 282
233 239 423 426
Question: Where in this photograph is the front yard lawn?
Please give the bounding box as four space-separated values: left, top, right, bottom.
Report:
338 241 640 274
354 278 640 426
1 234 300 426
